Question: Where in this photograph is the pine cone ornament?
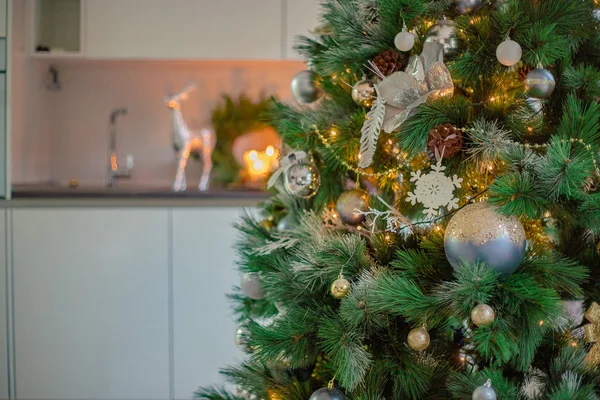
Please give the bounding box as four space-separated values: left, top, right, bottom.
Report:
427 123 463 159
373 49 404 76
517 64 531 81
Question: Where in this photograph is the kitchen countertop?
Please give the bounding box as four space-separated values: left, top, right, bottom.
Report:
2 184 271 207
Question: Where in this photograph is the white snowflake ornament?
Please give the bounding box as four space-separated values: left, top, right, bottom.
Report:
406 160 462 218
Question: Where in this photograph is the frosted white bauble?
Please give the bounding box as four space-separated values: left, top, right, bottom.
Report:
240 273 264 300
496 39 522 66
394 30 415 52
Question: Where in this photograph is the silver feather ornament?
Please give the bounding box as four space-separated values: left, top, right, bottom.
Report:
358 85 385 168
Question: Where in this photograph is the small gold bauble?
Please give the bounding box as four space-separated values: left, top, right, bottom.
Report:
597 241 600 256
407 327 430 351
261 219 275 231
331 277 351 299
351 79 376 107
471 304 496 327
336 189 371 226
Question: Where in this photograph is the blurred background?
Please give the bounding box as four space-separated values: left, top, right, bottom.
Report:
0 1 320 399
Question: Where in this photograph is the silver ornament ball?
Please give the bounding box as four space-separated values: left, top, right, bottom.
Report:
277 215 293 231
455 0 483 14
394 30 415 52
291 70 323 104
425 20 459 56
525 68 556 99
284 162 321 199
351 78 376 107
444 202 526 275
336 189 370 226
240 273 264 300
309 388 345 400
496 39 522 66
472 379 497 400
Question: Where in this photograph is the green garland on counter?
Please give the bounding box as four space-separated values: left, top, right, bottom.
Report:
211 93 274 186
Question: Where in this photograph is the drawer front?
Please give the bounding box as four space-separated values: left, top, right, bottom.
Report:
0 75 5 198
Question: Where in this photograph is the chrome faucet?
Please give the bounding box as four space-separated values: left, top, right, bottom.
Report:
107 107 133 187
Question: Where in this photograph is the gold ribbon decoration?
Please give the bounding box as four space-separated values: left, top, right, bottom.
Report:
584 302 600 366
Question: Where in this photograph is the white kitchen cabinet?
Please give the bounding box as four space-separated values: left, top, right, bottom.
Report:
285 0 321 60
0 210 7 399
12 208 170 400
28 0 84 57
0 0 6 37
85 0 282 60
0 75 5 199
172 208 242 398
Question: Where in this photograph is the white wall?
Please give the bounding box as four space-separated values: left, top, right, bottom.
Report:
10 57 304 188
10 0 54 184
10 0 317 189
46 60 303 188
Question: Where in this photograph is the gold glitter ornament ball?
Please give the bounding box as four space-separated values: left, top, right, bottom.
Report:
444 202 526 275
471 304 496 327
331 277 351 299
336 189 370 225
407 327 430 351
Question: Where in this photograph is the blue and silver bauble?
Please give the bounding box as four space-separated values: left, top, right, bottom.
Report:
524 68 555 99
444 202 526 275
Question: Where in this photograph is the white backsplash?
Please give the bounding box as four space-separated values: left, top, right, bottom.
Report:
11 58 304 187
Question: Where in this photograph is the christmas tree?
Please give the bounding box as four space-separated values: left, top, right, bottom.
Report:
197 0 600 398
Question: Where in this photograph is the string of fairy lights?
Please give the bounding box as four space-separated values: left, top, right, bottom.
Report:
313 125 404 179
313 122 600 185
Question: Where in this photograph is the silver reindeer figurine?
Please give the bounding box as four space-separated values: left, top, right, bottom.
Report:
165 82 216 191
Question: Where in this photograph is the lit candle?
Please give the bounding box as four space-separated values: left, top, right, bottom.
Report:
243 146 279 182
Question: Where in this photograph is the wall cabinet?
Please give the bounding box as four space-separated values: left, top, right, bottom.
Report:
12 208 171 399
85 0 282 60
26 0 319 60
0 0 6 37
28 0 84 57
